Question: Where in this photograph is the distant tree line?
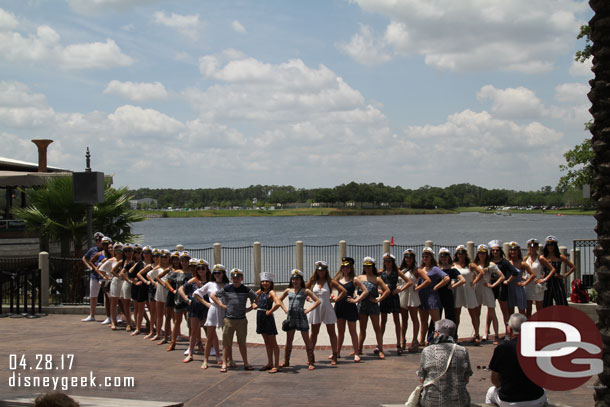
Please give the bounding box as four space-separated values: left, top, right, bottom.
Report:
129 182 589 210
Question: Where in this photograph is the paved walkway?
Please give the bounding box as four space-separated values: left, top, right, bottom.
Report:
0 311 594 406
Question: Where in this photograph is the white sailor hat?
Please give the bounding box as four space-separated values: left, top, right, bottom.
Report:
212 264 226 273
362 256 376 266
101 236 113 244
545 235 558 244
439 247 451 255
198 259 209 267
189 258 199 266
230 268 244 278
455 244 467 253
422 247 435 255
403 248 416 256
315 260 328 270
290 269 304 278
383 253 396 261
488 240 502 249
477 244 489 253
260 272 274 282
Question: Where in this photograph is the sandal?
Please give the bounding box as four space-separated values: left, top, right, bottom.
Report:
474 335 482 346
183 355 193 363
397 346 403 355
373 346 380 354
354 354 360 363
220 367 227 373
130 330 141 336
268 367 279 374
111 325 117 331
244 365 254 371
378 350 385 359
157 339 168 345
166 342 176 351
201 361 208 369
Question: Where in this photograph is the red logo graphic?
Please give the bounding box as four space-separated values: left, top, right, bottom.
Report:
518 305 602 391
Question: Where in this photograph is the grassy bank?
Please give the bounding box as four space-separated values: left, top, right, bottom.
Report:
457 207 595 216
138 206 594 218
140 207 456 218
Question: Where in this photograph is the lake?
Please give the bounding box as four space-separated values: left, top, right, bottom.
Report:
132 212 596 249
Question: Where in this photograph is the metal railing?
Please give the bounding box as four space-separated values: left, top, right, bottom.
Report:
262 245 295 285
49 257 87 305
574 239 596 288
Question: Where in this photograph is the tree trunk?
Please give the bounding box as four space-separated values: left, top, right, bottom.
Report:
590 1 610 405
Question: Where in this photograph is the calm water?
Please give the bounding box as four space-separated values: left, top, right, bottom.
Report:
132 212 596 249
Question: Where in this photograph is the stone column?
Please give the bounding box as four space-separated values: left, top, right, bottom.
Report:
466 241 475 261
339 240 347 260
213 243 221 265
296 241 304 271
383 240 390 255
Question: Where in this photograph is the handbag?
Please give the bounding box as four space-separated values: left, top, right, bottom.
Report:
405 343 457 407
281 288 301 332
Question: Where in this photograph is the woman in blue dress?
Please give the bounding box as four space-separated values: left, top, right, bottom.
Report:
417 247 450 345
505 241 535 315
356 257 390 359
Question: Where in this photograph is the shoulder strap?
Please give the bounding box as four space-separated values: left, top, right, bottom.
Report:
423 343 457 388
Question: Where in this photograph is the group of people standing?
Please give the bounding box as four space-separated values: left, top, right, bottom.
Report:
80 233 575 374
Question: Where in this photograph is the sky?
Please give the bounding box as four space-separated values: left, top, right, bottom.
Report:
0 0 594 191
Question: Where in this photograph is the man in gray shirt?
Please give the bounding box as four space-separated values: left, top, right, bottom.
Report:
211 268 257 372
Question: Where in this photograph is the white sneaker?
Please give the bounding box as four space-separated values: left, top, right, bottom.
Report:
210 348 216 356
101 317 111 325
81 315 95 322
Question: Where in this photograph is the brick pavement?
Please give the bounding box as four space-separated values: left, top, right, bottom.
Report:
0 314 594 406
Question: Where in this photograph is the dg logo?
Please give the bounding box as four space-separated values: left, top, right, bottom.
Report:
518 305 602 391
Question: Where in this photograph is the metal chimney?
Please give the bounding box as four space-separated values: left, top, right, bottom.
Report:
31 139 53 172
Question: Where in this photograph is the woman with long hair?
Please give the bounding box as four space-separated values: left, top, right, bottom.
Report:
524 238 555 317
139 248 161 339
118 243 136 331
255 272 286 373
306 260 347 365
452 245 483 344
505 241 535 315
542 236 575 307
91 237 113 324
473 244 504 345
332 257 369 362
398 248 431 353
488 240 518 337
194 264 228 369
180 258 211 363
356 257 390 359
278 269 320 370
129 245 152 335
379 253 413 355
417 247 450 346
163 252 190 351
153 249 172 343
107 242 124 330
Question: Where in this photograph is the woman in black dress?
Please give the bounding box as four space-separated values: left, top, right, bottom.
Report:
332 256 368 362
180 258 211 363
256 272 286 373
542 236 575 307
379 253 412 355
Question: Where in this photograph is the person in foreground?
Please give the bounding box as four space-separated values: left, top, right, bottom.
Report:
486 313 547 407
417 319 472 407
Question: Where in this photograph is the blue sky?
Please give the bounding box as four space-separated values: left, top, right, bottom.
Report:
0 0 593 191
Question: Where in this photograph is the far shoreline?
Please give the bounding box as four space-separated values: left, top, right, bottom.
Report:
137 207 595 219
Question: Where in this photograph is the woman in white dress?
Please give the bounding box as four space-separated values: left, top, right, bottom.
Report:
398 248 430 353
152 249 171 343
97 243 120 327
523 238 555 318
452 245 484 344
107 242 124 330
306 261 347 365
472 244 504 344
194 264 228 369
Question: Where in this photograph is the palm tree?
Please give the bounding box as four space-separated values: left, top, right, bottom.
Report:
12 176 142 257
589 0 610 403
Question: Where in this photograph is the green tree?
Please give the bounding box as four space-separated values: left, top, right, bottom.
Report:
557 138 594 191
13 176 142 257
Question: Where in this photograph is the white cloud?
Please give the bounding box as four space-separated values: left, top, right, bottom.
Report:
153 11 202 40
60 39 133 69
477 85 545 119
554 83 588 103
569 59 593 77
346 0 585 72
103 80 168 101
0 10 133 69
107 105 183 135
231 20 246 34
402 109 565 185
0 8 18 30
336 24 391 66
67 0 160 15
0 81 46 107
